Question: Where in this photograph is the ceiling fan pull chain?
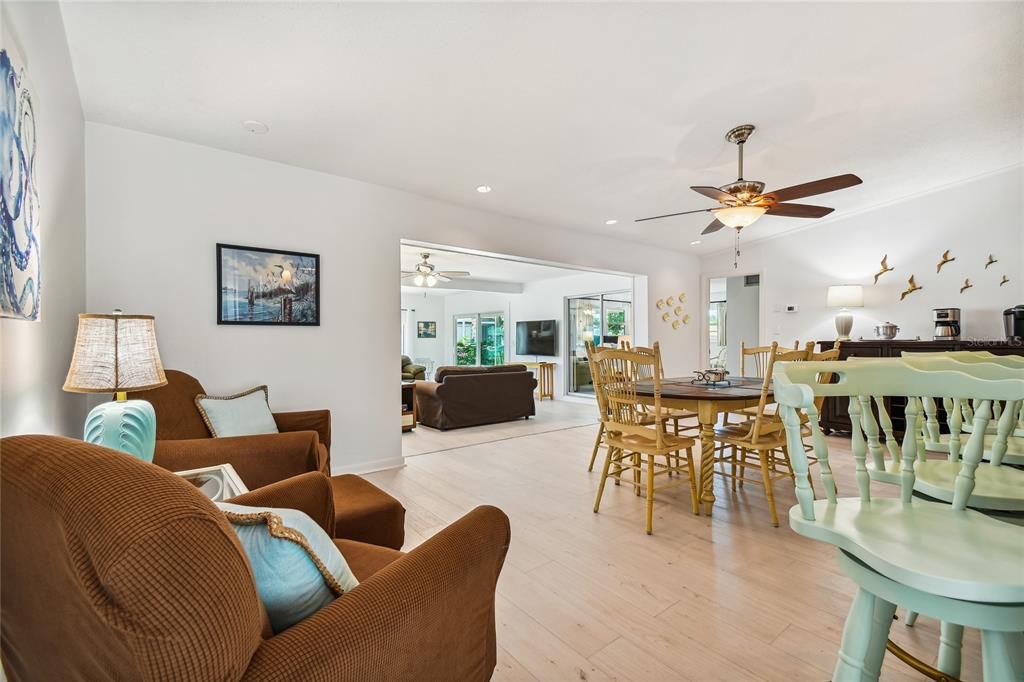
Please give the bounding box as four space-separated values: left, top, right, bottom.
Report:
734 229 741 269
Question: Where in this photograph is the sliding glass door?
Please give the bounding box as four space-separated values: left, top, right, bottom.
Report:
454 313 505 366
566 291 632 395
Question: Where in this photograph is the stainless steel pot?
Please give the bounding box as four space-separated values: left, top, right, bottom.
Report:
874 322 900 340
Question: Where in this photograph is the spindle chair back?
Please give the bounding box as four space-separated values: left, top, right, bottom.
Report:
774 358 1024 682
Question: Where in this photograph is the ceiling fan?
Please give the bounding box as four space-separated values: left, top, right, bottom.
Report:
636 124 862 238
400 252 470 287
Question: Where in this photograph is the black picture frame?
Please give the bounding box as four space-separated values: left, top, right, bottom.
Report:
417 321 437 338
216 243 320 326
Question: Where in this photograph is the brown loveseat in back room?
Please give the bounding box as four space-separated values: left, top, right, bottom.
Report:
0 435 510 682
130 370 405 549
415 365 537 430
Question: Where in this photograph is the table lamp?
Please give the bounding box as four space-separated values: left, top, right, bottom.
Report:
63 311 168 461
826 285 864 341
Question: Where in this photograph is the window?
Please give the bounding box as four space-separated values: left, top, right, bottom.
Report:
453 313 505 366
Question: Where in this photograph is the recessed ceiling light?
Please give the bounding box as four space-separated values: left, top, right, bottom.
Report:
242 120 269 135
604 219 618 225
690 240 701 246
476 185 492 194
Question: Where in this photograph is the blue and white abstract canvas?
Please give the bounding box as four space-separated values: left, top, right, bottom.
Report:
1 47 40 321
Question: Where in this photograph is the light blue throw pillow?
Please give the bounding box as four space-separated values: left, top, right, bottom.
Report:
217 502 359 632
195 385 280 437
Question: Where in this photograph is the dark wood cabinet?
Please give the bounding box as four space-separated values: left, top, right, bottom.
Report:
816 339 1024 434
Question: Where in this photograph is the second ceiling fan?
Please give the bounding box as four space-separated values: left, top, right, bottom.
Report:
636 124 862 236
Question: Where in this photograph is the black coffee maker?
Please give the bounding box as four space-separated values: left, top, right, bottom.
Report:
1004 305 1024 341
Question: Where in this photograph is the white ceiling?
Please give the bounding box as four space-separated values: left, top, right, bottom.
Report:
61 2 1023 253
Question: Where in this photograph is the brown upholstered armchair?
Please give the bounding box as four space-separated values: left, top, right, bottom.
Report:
1 435 510 682
129 370 331 490
130 370 406 550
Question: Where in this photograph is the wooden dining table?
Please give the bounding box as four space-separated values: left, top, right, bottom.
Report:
635 376 767 516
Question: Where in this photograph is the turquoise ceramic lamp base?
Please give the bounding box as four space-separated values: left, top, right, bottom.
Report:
83 394 157 462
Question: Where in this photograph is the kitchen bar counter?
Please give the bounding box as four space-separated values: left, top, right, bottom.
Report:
816 338 1023 434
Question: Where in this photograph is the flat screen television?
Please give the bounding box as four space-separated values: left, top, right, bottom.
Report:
516 320 557 356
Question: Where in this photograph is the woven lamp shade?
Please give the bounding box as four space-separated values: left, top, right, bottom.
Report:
63 314 168 393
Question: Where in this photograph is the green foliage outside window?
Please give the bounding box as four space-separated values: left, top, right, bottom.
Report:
606 310 626 336
456 337 477 365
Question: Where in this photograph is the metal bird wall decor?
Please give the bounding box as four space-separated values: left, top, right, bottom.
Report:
985 254 998 269
936 250 956 273
873 254 895 284
900 275 923 301
960 279 973 294
1000 275 1010 287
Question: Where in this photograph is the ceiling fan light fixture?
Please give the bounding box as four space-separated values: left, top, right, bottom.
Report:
425 275 438 287
413 274 425 286
713 205 768 229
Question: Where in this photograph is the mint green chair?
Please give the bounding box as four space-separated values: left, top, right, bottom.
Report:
775 358 1024 682
903 351 1024 442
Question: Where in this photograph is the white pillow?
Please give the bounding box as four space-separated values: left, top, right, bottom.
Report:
217 502 359 632
195 385 280 437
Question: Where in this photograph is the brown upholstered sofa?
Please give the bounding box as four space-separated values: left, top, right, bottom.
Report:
1 435 510 682
130 370 405 549
415 365 537 430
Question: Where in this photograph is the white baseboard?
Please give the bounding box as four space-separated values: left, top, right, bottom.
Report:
331 456 406 476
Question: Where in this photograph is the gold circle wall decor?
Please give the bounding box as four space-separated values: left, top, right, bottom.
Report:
656 291 689 331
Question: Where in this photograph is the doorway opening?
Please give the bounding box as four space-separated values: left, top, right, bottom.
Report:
707 274 760 373
566 291 633 395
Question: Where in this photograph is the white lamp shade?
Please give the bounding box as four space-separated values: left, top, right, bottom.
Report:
63 314 168 393
713 205 768 229
826 285 864 308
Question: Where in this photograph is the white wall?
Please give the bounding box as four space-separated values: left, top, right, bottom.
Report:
0 1 87 437
401 291 445 375
700 167 1024 352
85 123 702 473
724 276 759 373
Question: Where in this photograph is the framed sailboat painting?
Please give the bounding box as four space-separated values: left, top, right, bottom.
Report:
217 244 320 326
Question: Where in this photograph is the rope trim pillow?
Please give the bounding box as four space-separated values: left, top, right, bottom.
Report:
220 509 348 595
195 386 279 437
218 503 359 632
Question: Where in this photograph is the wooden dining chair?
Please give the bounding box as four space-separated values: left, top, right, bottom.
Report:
626 343 699 437
774 358 1024 682
740 340 800 378
585 340 610 472
590 346 698 534
713 345 811 526
731 341 816 423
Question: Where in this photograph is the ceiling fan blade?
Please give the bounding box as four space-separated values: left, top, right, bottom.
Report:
435 274 452 283
690 186 735 203
635 207 713 223
761 174 862 203
766 203 835 219
701 218 726 235
400 272 418 278
438 271 470 278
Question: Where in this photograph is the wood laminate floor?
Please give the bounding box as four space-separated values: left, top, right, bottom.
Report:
369 422 985 682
